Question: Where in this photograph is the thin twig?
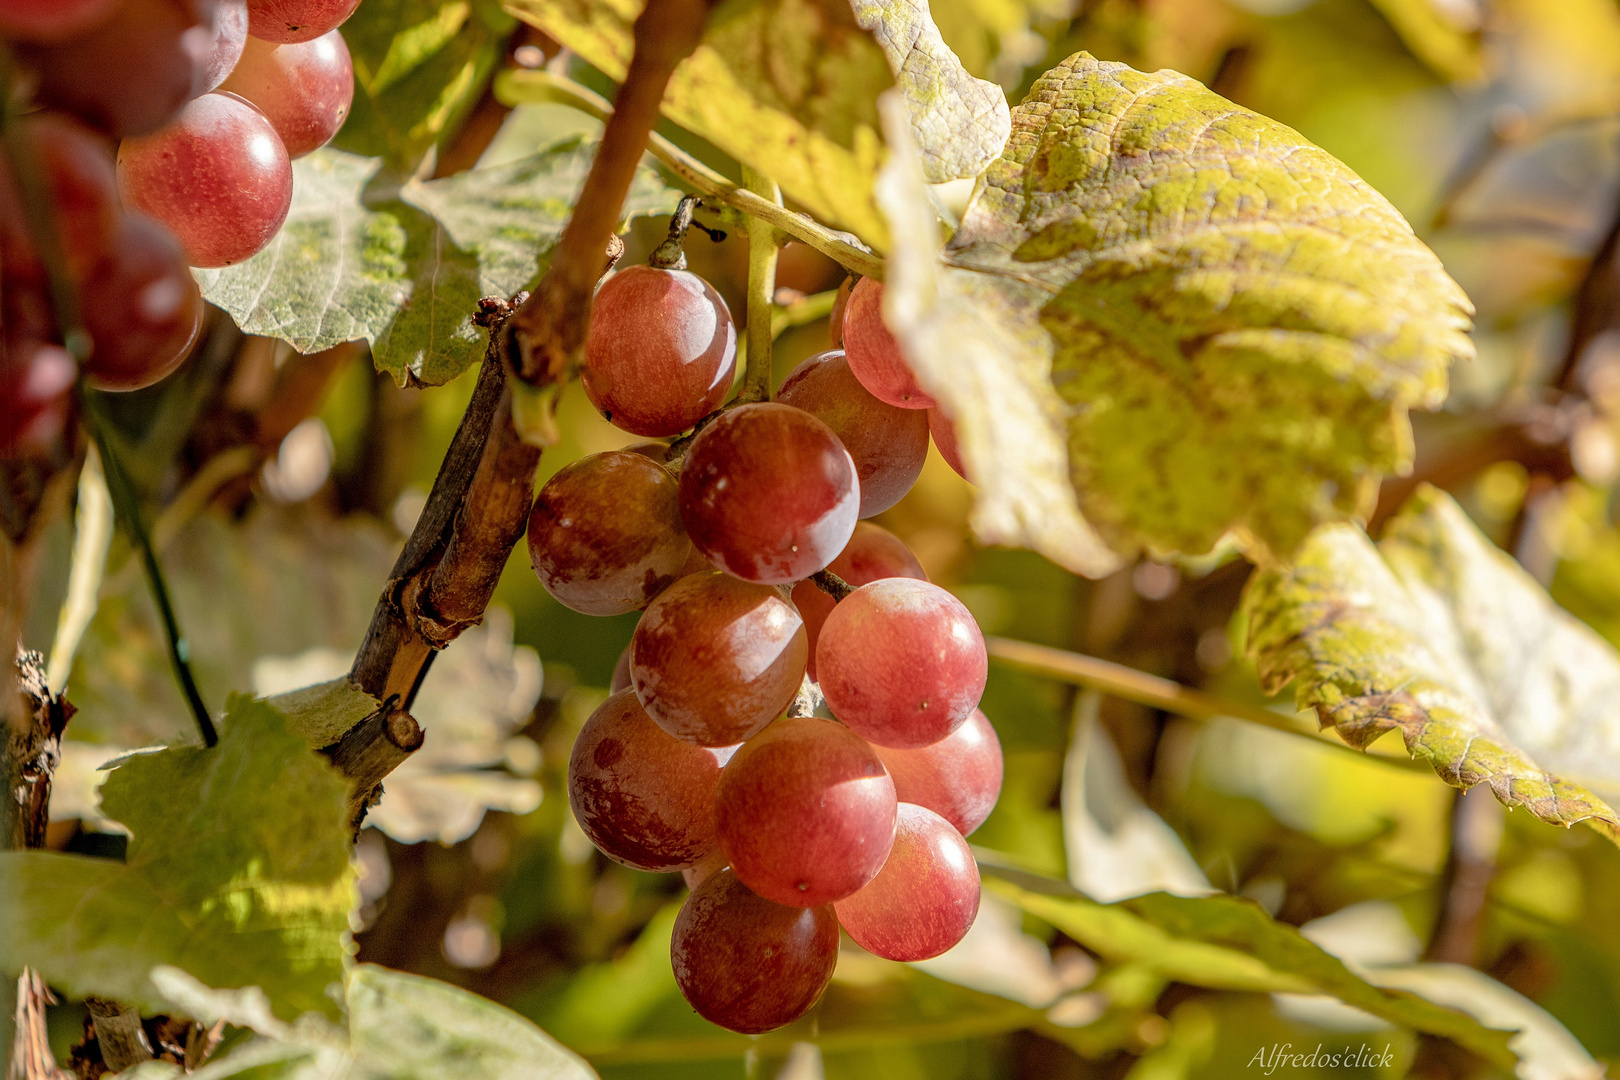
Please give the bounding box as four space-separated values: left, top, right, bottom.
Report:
494 68 886 280
738 167 781 404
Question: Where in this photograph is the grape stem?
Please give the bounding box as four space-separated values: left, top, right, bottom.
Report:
648 194 726 270
809 569 855 602
494 68 886 281
738 167 781 404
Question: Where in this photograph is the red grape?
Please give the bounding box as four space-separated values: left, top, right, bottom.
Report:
817 579 987 748
630 570 806 746
199 0 249 93
716 716 896 906
842 277 936 409
928 407 968 480
828 275 852 348
834 803 980 961
81 215 203 391
567 689 728 872
526 450 692 616
681 846 727 890
776 349 928 517
25 0 213 138
219 29 352 158
0 342 75 457
790 522 926 679
671 868 838 1034
678 403 859 584
246 0 359 42
118 92 293 268
0 0 119 41
873 709 1002 836
583 265 736 437
9 113 121 286
609 645 632 695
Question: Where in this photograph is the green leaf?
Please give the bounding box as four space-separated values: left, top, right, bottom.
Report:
981 866 1517 1067
880 52 1474 570
1241 484 1620 840
0 697 355 1021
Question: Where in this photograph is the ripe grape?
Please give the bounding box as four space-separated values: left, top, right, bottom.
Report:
0 0 119 41
630 570 806 746
610 645 632 695
679 403 859 584
219 29 352 158
834 803 980 961
671 869 838 1034
776 349 928 517
199 0 249 94
0 342 75 457
23 113 121 283
246 0 360 42
828 275 853 348
873 709 1002 836
567 689 728 872
929 407 968 480
117 92 293 268
81 215 204 392
842 277 936 409
583 265 737 437
26 0 213 138
817 578 987 748
526 450 692 616
681 846 727 890
790 522 925 679
715 716 896 906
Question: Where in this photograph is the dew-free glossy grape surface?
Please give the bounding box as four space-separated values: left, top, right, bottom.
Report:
834 803 980 961
0 343 75 457
671 869 838 1034
568 689 727 871
583 265 736 437
776 349 928 517
82 215 203 391
790 522 925 680
527 451 692 616
246 0 360 42
716 716 897 906
842 277 936 409
817 578 987 748
118 92 293 268
874 710 1002 836
27 113 120 282
679 403 859 584
929 407 968 480
219 29 352 157
0 0 119 41
631 571 806 746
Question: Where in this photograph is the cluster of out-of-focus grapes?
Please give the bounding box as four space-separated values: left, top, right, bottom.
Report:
0 0 355 456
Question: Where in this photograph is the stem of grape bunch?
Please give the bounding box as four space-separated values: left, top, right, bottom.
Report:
738 166 781 405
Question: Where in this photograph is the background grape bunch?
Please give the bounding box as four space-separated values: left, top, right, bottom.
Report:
0 0 355 457
531 225 1000 1034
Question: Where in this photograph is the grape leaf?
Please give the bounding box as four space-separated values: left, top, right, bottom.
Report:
882 52 1474 570
1241 484 1620 840
0 697 355 1021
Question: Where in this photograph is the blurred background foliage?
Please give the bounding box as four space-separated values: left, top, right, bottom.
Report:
23 0 1620 1076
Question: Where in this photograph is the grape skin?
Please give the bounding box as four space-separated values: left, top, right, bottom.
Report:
671 869 838 1034
790 521 926 680
834 803 980 962
928 407 968 480
817 578 988 749
678 403 860 585
567 689 729 872
0 0 120 42
0 343 76 457
246 0 360 43
630 570 806 747
583 265 737 437
842 277 937 409
873 709 1002 837
716 715 897 907
219 29 353 158
82 215 203 391
609 645 632 695
117 92 293 268
199 0 249 93
526 451 693 616
776 349 929 518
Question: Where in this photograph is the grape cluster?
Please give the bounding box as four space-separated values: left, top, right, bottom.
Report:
531 235 997 1033
0 0 355 456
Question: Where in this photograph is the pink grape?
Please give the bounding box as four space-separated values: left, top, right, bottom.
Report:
842 277 936 409
873 709 1002 836
199 0 249 93
716 716 896 906
0 342 75 457
678 403 859 584
567 689 728 872
24 113 121 283
790 522 926 679
671 868 838 1034
929 407 968 480
82 215 203 391
219 29 352 158
834 803 980 961
583 265 737 437
776 349 928 517
118 91 293 268
526 450 693 616
246 0 360 42
817 578 987 748
0 0 119 41
630 570 806 746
